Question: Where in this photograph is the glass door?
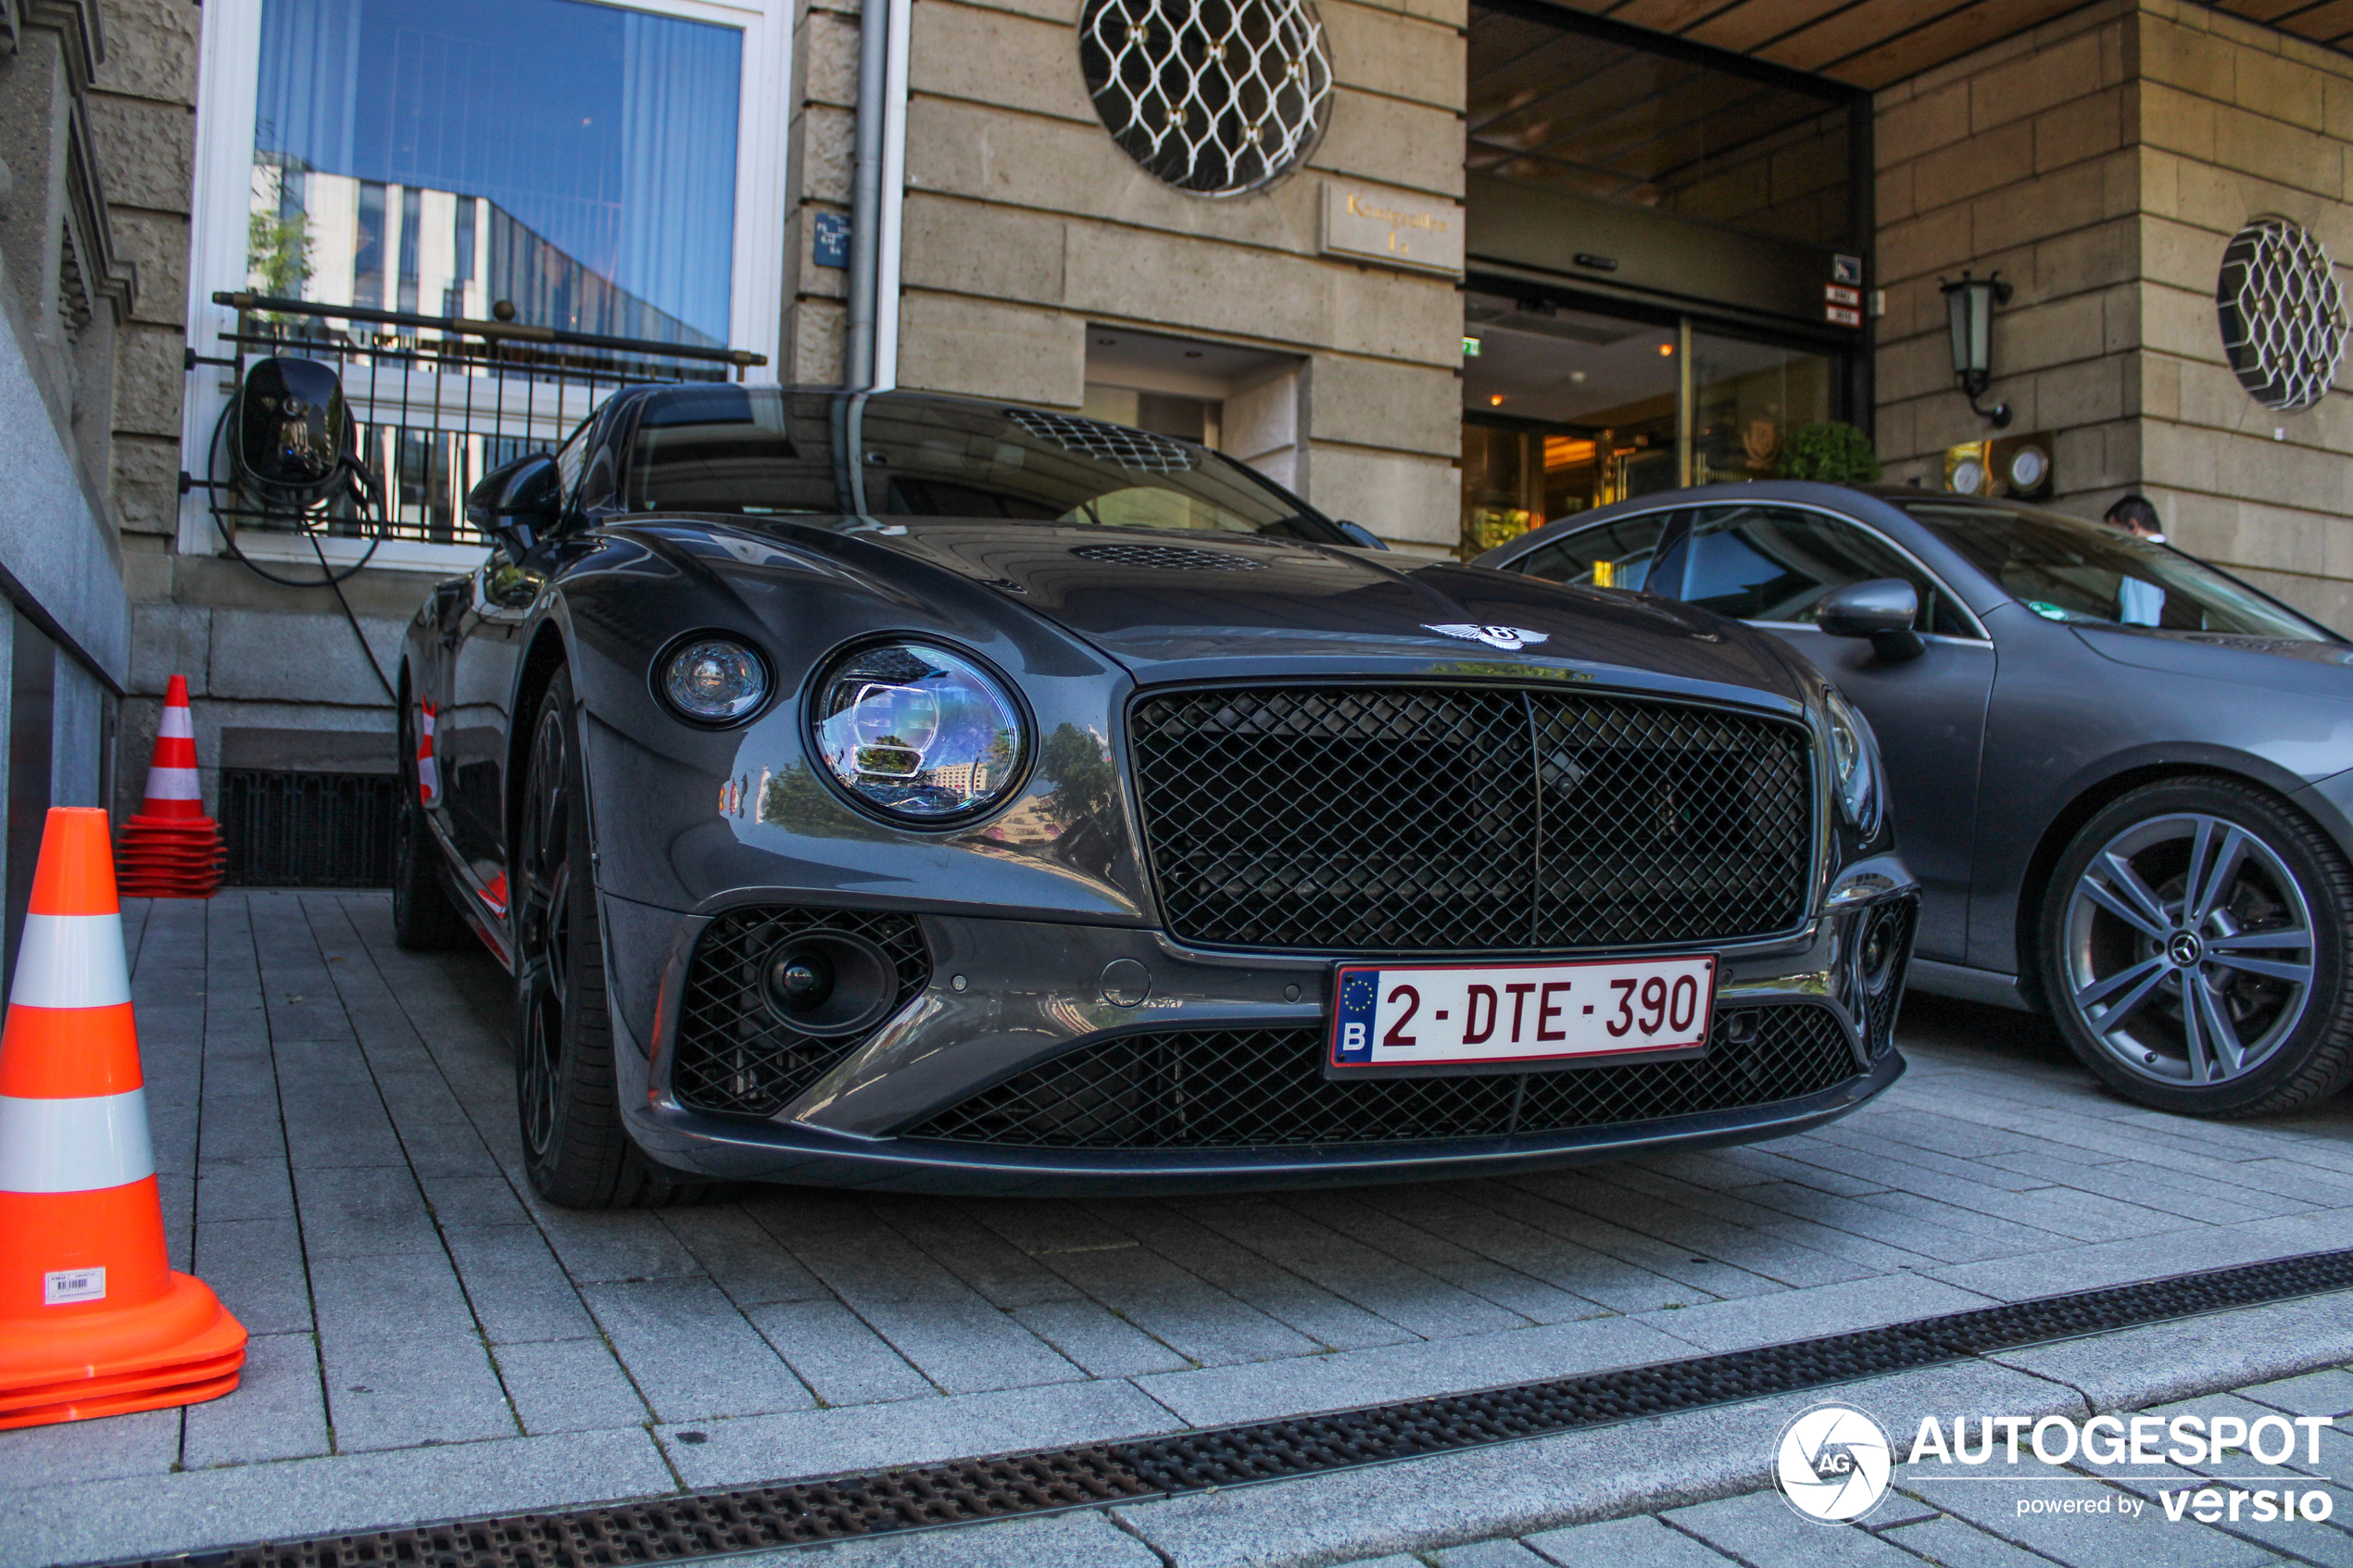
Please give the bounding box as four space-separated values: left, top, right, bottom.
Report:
1460 289 1843 557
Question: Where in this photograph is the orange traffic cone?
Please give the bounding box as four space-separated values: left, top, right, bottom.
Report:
117 675 223 899
0 808 245 1428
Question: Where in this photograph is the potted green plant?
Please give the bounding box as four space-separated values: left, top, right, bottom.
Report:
1775 421 1882 483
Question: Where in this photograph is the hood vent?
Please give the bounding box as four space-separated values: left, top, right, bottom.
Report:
1070 543 1269 571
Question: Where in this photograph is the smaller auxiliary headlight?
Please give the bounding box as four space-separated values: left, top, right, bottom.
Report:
661 637 768 723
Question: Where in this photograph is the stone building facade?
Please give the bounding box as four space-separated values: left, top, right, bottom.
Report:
14 0 2353 885
1873 0 2353 630
0 0 141 961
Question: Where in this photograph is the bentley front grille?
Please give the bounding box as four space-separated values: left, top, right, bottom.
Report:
900 1003 1856 1150
670 908 930 1118
1130 686 1814 954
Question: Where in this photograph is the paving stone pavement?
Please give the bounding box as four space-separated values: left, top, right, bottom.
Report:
1319 1364 2353 1568
6 890 2353 1566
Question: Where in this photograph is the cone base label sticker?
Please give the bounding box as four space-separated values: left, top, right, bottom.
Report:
43 1267 105 1305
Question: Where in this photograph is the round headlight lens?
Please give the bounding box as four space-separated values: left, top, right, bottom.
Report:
662 637 768 722
812 643 1026 821
1823 685 1882 837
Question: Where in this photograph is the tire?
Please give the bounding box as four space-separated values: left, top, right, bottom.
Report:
2040 776 2353 1118
393 697 471 951
513 668 711 1208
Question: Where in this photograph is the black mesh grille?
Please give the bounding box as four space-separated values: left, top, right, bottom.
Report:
901 1004 1856 1149
1130 686 1813 953
671 909 930 1117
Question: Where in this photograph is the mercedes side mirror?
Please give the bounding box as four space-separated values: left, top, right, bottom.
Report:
465 452 561 557
1818 579 1925 661
1336 520 1389 551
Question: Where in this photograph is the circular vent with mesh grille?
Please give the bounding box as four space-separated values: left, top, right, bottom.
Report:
2217 216 2347 411
1005 408 1199 470
1077 0 1333 197
1070 542 1268 571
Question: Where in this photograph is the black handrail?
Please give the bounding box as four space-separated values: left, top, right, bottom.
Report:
210 291 767 369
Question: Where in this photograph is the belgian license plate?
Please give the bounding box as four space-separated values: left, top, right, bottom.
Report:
1327 954 1717 1077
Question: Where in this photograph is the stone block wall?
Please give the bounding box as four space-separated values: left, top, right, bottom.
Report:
1873 0 2353 631
887 0 1469 548
1871 0 2139 504
2131 0 2353 626
88 0 196 543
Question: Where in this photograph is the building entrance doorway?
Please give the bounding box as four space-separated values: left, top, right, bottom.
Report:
1460 287 1841 556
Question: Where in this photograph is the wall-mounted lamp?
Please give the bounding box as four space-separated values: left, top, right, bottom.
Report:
1940 270 2014 428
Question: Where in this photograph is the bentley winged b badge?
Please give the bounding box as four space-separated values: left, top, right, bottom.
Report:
1424 623 1551 652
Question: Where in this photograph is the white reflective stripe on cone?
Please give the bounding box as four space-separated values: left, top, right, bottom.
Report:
0 1090 155 1193
143 767 201 801
8 913 131 1008
157 705 195 740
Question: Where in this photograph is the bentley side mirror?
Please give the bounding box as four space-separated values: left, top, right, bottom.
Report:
465 452 561 557
1336 520 1389 551
1818 579 1925 661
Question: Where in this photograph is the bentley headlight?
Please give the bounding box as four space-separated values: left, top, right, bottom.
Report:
661 637 768 722
812 643 1026 821
1823 685 1883 837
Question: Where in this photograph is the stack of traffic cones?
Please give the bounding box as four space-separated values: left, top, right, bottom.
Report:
116 675 223 898
0 808 246 1427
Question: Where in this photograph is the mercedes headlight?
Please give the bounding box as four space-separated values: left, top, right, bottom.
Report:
811 643 1026 821
661 636 769 723
1823 685 1883 837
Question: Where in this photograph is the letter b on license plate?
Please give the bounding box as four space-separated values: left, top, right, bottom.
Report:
1329 954 1716 1076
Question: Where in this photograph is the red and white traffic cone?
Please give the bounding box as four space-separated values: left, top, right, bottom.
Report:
116 676 224 899
0 808 246 1427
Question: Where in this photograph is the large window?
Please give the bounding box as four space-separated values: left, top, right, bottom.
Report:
182 0 787 568
251 0 741 347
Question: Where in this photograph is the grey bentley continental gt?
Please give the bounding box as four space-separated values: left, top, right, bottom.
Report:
1478 481 2353 1120
397 387 1916 1207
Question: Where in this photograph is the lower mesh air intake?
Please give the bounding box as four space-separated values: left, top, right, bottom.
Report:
671 908 930 1117
900 1002 1857 1149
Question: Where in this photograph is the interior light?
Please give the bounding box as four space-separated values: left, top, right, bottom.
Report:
1489 395 1504 407
1658 343 1675 357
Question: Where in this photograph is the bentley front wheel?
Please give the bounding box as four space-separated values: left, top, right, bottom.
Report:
512 667 708 1207
2042 778 2353 1118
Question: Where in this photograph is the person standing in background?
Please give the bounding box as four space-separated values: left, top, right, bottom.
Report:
2105 493 2166 627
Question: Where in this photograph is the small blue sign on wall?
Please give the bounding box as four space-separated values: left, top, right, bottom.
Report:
812 212 850 270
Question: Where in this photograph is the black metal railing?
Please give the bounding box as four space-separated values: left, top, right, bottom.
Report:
189 291 767 549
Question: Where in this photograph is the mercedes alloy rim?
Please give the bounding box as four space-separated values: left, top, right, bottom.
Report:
517 708 571 1159
2062 811 2317 1087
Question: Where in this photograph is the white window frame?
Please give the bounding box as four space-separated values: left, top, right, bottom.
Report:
180 0 791 568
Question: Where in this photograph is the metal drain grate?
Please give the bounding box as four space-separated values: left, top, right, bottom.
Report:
109 1247 2353 1568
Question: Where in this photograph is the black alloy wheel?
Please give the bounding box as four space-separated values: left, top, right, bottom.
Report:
392 686 470 951
512 667 709 1208
2041 777 2353 1118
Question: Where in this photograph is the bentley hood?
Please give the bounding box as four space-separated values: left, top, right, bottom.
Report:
832 521 1812 702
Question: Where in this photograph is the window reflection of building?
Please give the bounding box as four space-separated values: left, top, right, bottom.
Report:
249 162 722 349
249 0 742 346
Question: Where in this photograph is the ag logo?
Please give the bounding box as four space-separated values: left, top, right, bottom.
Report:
1424 623 1550 651
1774 1402 1893 1523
